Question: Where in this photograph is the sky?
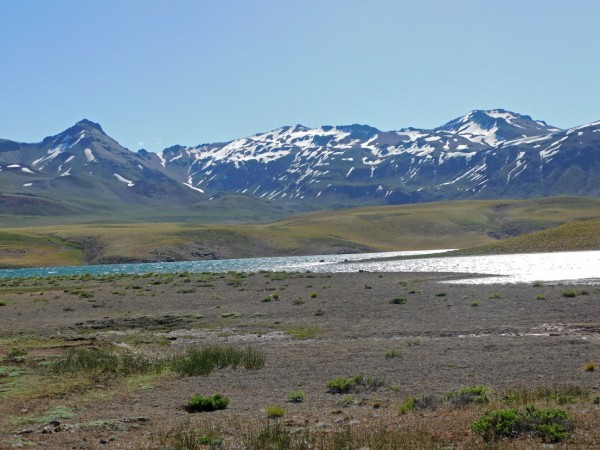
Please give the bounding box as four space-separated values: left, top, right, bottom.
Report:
1 0 600 152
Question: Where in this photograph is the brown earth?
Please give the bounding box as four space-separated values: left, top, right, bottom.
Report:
0 271 599 449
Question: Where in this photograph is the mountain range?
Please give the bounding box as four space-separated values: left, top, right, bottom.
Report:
1 109 599 218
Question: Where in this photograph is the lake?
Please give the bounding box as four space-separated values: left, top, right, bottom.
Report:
0 249 598 284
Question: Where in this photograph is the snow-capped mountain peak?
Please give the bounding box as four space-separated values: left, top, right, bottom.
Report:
436 109 559 146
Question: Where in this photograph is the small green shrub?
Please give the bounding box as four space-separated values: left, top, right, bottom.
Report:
435 292 447 297
309 292 318 298
327 375 362 394
398 394 437 414
314 309 326 316
470 301 480 307
385 348 404 358
585 362 596 372
265 405 285 418
326 374 382 394
187 393 229 412
532 281 543 287
536 294 546 300
0 300 7 306
398 397 416 414
389 297 407 305
286 390 305 403
448 386 491 406
471 405 573 443
488 293 501 299
561 290 577 298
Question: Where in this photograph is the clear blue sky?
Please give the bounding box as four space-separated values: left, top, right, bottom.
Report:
2 0 600 152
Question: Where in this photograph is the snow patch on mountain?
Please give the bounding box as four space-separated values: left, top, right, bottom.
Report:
84 148 96 162
114 173 135 187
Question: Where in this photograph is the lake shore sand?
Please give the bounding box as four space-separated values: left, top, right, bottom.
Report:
1 271 599 448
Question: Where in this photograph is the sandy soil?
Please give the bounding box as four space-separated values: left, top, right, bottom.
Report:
0 270 599 449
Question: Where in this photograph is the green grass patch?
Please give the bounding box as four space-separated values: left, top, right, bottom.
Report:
286 327 318 340
48 348 164 378
447 386 491 406
170 345 265 376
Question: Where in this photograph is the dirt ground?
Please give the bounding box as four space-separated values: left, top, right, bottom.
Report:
0 270 599 449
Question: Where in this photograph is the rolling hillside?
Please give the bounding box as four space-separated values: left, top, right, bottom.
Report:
1 197 599 268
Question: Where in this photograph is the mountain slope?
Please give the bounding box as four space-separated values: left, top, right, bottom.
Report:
0 119 207 212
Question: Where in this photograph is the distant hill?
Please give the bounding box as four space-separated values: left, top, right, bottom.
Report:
456 218 600 255
2 197 599 268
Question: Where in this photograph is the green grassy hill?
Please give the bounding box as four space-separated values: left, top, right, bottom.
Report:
1 196 599 268
456 218 600 255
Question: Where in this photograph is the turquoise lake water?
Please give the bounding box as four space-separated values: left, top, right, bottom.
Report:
0 249 598 284
0 250 441 279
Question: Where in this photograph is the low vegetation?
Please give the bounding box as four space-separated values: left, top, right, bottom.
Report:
186 394 229 413
170 345 265 376
264 405 285 418
46 344 265 381
286 390 306 403
326 374 383 394
471 405 574 443
447 386 491 406
48 347 164 378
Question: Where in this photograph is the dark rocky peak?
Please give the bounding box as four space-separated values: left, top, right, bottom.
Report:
336 124 380 140
75 119 104 133
162 145 187 156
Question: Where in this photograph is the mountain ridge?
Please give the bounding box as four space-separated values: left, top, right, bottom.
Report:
1 109 599 216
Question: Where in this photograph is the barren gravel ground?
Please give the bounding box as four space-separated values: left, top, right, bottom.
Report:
0 270 599 449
